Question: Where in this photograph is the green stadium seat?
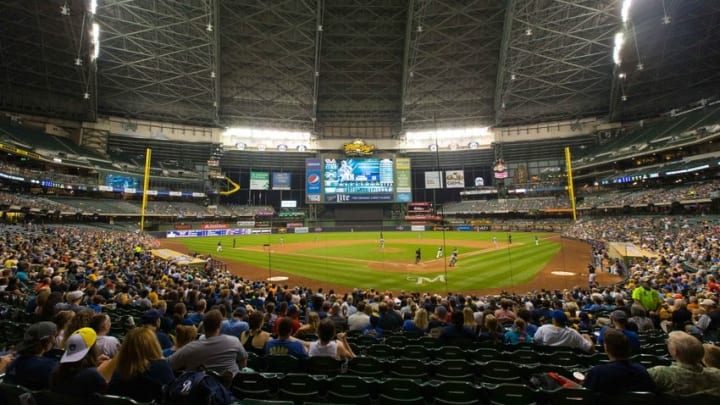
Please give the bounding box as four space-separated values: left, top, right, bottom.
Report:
400 344 429 360
546 387 593 405
484 383 541 405
388 358 429 380
479 361 526 384
435 345 466 360
431 380 482 405
0 383 34 405
232 400 294 405
366 343 395 359
378 378 425 405
305 356 343 376
347 356 385 378
93 393 155 405
384 335 409 348
508 349 542 365
326 375 373 404
264 355 301 373
631 354 672 368
433 359 476 381
231 372 279 400
277 373 322 404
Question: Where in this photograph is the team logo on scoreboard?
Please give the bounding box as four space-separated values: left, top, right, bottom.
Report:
343 139 374 156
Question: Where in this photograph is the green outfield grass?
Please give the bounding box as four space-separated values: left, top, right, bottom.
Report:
172 231 560 292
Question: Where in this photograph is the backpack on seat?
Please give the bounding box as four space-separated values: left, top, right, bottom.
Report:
165 370 233 405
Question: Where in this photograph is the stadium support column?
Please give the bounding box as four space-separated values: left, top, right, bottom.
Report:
140 148 152 231
564 147 577 222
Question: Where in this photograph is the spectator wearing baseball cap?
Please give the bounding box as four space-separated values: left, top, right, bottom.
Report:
690 299 720 341
596 310 641 352
4 321 58 389
141 309 173 350
49 327 118 398
54 289 86 313
533 310 594 352
221 306 249 337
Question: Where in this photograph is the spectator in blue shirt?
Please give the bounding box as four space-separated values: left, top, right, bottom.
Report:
596 310 641 352
584 328 657 393
221 307 250 338
266 317 309 358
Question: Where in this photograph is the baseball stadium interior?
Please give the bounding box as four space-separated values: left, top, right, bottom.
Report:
1 0 720 404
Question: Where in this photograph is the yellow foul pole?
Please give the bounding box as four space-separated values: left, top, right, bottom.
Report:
565 146 577 222
140 148 152 231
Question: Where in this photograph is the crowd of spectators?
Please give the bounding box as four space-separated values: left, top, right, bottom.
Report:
0 214 719 401
577 180 719 209
0 191 276 219
444 179 719 215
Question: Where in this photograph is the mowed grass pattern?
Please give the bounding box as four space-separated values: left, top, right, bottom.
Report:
174 231 560 292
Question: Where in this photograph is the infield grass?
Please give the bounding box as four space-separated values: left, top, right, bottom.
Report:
173 231 560 292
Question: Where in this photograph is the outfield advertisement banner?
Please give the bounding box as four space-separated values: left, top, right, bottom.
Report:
424 171 443 189
306 158 322 202
250 172 270 190
445 170 465 188
166 228 254 238
201 223 228 230
272 172 291 190
395 157 412 202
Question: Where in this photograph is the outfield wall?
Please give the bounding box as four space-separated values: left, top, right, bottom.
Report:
154 222 571 239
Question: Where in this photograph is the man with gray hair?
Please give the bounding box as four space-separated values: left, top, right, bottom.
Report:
648 331 720 396
690 299 719 341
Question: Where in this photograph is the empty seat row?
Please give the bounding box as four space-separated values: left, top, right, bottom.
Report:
231 373 718 405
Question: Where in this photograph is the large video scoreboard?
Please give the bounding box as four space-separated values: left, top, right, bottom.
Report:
305 156 412 203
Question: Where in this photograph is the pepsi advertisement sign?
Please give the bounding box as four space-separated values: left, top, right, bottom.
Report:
306 158 322 203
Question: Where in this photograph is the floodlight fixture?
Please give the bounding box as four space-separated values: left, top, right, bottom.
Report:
90 23 100 60
621 0 632 24
90 0 97 14
613 32 624 65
